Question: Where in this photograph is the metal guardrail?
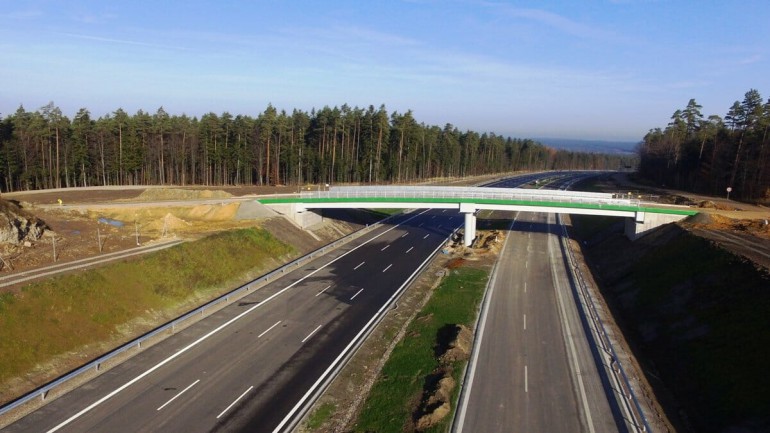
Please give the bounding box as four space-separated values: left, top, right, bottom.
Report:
301 186 640 208
0 213 402 421
557 214 651 433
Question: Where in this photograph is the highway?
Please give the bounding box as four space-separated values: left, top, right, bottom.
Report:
455 176 626 432
4 209 462 433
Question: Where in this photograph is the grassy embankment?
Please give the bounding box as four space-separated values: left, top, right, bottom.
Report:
351 264 489 433
0 227 294 402
571 215 770 432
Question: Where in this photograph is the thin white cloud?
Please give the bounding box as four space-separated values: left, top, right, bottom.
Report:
57 32 189 51
481 2 612 39
738 54 762 65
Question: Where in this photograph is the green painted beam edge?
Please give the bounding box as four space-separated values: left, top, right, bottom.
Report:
258 197 698 216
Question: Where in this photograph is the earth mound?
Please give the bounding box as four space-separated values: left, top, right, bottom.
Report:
137 188 232 201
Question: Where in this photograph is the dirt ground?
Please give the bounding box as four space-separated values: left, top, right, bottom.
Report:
0 185 300 280
602 173 770 270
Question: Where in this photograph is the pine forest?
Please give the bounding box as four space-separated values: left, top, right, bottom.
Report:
0 103 630 192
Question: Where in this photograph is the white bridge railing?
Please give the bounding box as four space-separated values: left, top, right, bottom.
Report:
301 186 640 208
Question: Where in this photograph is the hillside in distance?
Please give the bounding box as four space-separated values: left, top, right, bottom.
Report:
536 137 637 155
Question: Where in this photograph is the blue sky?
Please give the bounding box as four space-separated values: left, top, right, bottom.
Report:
2 1 769 141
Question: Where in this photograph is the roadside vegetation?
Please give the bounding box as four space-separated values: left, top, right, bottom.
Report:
0 227 293 402
353 262 488 433
571 215 770 432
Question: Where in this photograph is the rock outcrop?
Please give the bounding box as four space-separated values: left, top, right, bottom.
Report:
0 200 47 245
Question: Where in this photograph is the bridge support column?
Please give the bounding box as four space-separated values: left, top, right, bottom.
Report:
460 203 477 247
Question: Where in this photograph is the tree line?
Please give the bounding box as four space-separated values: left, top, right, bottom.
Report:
638 89 770 201
0 103 631 192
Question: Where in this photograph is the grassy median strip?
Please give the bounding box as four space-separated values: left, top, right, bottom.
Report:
0 227 293 401
353 264 489 433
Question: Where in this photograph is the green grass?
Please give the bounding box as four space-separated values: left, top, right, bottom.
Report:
354 266 489 433
305 402 336 430
0 228 294 398
624 233 770 427
572 216 770 431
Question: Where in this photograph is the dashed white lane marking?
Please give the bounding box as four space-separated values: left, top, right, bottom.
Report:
524 282 527 293
301 324 323 343
406 246 414 253
381 244 390 251
354 261 365 270
401 232 408 238
442 209 446 213
431 215 436 219
524 365 528 393
523 314 527 330
216 386 253 419
157 379 200 411
258 321 282 338
382 264 392 273
419 222 424 227
315 285 331 297
423 234 429 239
350 288 364 300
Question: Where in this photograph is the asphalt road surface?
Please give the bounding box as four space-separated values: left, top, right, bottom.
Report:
454 210 625 433
4 209 462 433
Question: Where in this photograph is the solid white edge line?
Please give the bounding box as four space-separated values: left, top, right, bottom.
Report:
315 285 331 297
216 385 254 419
156 379 200 411
45 209 432 433
452 214 518 433
354 261 365 270
382 264 392 273
258 321 282 338
301 324 323 343
272 215 450 433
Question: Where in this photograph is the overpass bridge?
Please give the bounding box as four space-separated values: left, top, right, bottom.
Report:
259 186 697 246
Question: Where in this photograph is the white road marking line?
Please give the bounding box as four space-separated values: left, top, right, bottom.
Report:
302 324 323 343
423 234 429 239
525 365 528 393
524 282 527 293
526 261 528 269
216 386 253 419
350 288 364 300
382 264 392 273
418 222 424 227
156 379 200 411
401 232 408 238
523 314 527 330
431 215 436 219
258 321 282 338
381 244 390 251
46 209 436 433
442 209 446 213
437 225 442 229
406 246 414 253
354 261 365 270
315 285 331 297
